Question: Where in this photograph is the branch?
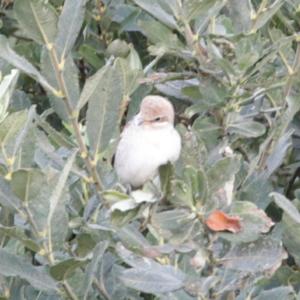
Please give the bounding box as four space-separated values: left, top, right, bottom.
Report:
47 44 104 193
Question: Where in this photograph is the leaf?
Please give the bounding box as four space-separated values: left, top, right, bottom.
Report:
0 248 57 291
219 201 274 243
194 0 226 34
14 0 57 45
207 157 240 193
0 177 22 212
183 0 221 23
83 241 109 300
132 0 178 29
151 209 198 243
55 0 88 60
116 47 143 97
11 168 69 252
171 166 208 209
0 225 40 252
250 0 285 33
264 129 293 177
221 237 286 273
138 17 184 54
117 223 150 250
282 205 300 266
254 286 294 300
0 35 55 93
50 258 87 281
0 69 19 123
271 192 300 223
41 50 80 120
205 210 241 233
228 120 266 138
47 151 76 253
119 246 186 294
85 60 123 156
0 110 28 155
225 0 251 34
11 106 36 158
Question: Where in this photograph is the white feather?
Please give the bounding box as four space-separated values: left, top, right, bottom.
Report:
115 120 181 187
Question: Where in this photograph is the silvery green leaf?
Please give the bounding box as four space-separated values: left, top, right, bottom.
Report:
221 237 285 273
0 35 56 94
132 0 178 29
83 241 109 300
14 0 57 45
131 190 157 204
85 60 123 156
0 69 19 123
0 248 57 291
110 198 138 212
55 0 88 60
271 192 300 224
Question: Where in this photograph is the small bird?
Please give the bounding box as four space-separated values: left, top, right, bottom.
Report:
115 95 181 188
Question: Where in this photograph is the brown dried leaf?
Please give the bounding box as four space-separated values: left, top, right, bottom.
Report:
205 210 242 233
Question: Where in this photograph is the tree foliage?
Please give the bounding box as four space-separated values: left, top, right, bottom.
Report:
0 0 300 299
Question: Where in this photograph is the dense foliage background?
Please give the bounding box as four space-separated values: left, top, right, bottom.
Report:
1 0 300 299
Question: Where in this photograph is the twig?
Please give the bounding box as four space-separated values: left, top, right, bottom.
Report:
47 45 104 193
62 281 80 300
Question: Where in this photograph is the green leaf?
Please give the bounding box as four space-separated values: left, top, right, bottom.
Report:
250 0 285 33
221 237 285 273
138 17 184 54
194 0 226 34
264 129 293 177
271 192 300 223
120 262 186 294
0 248 57 291
132 0 178 29
50 258 87 281
225 0 251 34
228 120 266 138
11 168 70 252
183 0 221 23
118 244 186 294
14 0 58 45
0 225 40 252
0 69 19 123
282 205 300 266
207 157 240 193
11 106 36 158
55 0 88 60
117 47 143 97
47 151 76 252
84 60 123 156
117 223 150 250
41 49 80 121
254 286 294 300
0 109 34 160
0 177 22 212
83 241 109 300
0 35 56 94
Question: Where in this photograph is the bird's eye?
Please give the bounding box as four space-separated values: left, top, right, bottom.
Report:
154 117 161 122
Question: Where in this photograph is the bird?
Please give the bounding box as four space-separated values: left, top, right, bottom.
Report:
114 95 181 188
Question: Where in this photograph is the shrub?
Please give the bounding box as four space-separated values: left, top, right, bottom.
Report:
0 0 300 299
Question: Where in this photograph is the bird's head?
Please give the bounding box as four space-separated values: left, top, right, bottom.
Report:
135 95 175 128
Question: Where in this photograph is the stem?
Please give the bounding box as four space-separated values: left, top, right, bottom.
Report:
62 282 80 300
47 45 104 193
92 278 111 300
184 22 207 65
284 41 300 98
268 28 293 74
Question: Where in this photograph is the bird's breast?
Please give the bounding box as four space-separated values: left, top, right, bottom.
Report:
115 124 181 186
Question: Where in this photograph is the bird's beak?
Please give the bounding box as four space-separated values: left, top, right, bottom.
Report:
134 113 144 126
